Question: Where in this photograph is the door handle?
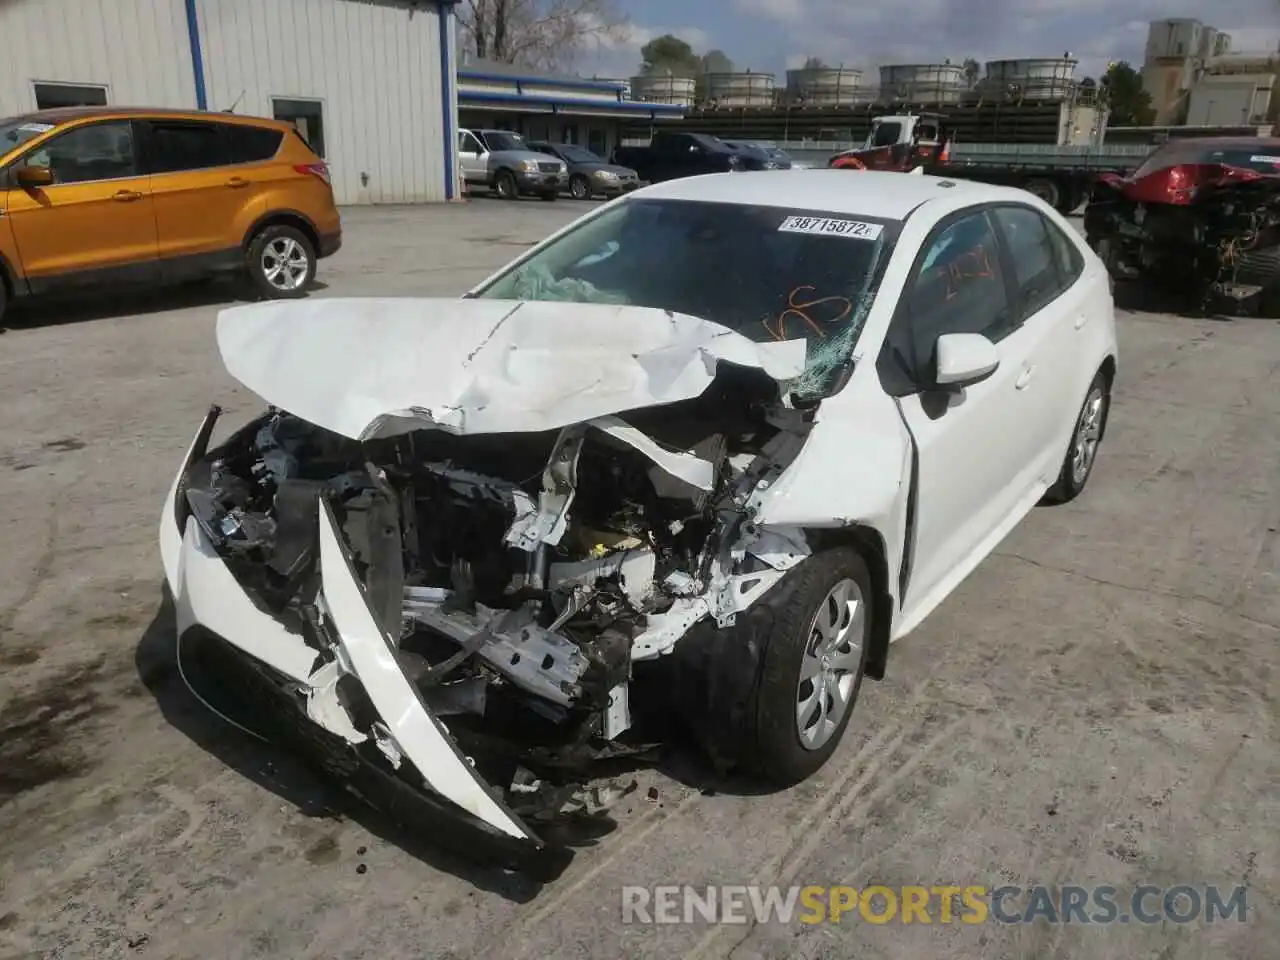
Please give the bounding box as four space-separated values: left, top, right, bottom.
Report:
1074 313 1088 330
226 177 249 188
1015 365 1035 390
113 189 143 202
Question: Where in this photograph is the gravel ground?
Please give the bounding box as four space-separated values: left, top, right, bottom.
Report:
0 198 1276 960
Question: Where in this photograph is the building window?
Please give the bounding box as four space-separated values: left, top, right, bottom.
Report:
587 127 607 156
272 98 325 158
34 82 108 110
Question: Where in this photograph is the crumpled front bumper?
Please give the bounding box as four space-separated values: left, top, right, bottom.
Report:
158 408 546 860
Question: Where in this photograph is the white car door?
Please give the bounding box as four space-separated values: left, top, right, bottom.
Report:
457 131 488 182
989 204 1091 482
876 208 1052 635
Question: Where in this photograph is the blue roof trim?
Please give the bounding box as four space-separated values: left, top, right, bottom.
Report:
459 90 686 115
459 70 626 92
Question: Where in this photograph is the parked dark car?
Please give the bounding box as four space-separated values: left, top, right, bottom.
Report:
526 141 641 200
723 140 794 170
610 131 741 183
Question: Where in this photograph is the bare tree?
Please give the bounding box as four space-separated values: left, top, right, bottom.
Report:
458 0 629 72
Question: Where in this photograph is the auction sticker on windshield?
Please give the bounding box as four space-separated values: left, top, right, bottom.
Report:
778 216 883 240
1250 155 1280 165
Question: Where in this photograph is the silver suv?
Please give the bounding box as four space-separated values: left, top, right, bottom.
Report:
457 128 566 201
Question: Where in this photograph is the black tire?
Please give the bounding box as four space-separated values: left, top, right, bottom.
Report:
246 224 316 300
493 170 517 200
0 278 7 327
1024 177 1062 210
538 190 558 202
569 175 591 200
1056 184 1083 215
744 547 874 785
1091 236 1118 295
1045 369 1111 504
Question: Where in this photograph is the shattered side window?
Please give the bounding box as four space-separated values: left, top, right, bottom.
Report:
474 198 898 398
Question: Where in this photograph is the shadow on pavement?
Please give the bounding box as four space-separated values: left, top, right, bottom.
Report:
134 590 551 901
1 279 328 333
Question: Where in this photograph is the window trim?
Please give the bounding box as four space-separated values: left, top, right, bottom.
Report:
9 117 142 187
878 202 1023 396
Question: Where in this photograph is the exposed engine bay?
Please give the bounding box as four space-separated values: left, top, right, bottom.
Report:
178 366 815 828
1084 154 1280 317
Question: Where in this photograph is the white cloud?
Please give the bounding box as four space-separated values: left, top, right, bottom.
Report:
732 0 807 22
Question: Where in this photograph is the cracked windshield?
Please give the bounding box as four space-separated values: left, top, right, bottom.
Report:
476 198 894 395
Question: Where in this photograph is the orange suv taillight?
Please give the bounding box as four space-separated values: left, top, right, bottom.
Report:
294 162 331 185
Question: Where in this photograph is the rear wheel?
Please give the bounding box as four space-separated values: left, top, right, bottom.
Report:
1023 177 1062 210
0 277 7 327
1045 370 1110 504
246 225 316 299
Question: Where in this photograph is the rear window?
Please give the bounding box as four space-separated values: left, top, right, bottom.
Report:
149 121 228 173
225 124 283 163
1133 141 1280 177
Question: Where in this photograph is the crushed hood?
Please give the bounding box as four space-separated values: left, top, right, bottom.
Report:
216 298 807 440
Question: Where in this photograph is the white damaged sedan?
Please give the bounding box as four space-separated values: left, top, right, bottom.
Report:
159 171 1117 868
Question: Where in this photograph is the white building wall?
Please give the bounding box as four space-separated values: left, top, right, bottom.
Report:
1186 75 1275 125
0 0 194 115
195 0 451 204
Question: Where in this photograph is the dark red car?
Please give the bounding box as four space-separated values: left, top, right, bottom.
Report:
1083 137 1280 315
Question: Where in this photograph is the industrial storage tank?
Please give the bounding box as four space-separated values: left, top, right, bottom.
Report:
784 67 864 105
699 71 776 107
629 74 697 106
878 63 965 103
984 57 1078 99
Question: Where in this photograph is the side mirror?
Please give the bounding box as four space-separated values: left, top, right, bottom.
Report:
16 165 54 188
934 332 999 388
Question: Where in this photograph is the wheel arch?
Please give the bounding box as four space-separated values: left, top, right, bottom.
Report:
242 209 321 254
805 524 894 681
0 251 18 301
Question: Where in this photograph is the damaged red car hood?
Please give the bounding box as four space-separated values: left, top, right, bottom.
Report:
216 297 808 440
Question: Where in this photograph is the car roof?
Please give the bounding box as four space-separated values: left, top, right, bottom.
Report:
0 105 295 130
637 170 1023 220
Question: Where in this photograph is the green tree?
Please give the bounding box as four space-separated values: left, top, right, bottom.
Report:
962 57 981 88
639 34 703 77
1101 61 1155 126
701 49 734 74
802 56 826 69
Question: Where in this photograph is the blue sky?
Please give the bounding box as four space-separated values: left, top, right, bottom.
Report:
578 0 1280 82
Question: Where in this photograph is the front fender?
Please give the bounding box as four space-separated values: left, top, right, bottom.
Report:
752 381 912 614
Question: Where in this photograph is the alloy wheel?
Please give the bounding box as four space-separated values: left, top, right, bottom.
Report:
796 577 865 750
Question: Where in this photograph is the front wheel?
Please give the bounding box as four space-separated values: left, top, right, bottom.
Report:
246 225 316 299
493 170 517 200
569 175 591 200
746 547 873 785
1045 370 1110 504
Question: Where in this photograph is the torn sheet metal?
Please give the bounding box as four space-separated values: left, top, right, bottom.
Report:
215 298 807 441
317 499 535 841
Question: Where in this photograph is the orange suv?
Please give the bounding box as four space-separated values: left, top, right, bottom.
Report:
0 107 341 322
